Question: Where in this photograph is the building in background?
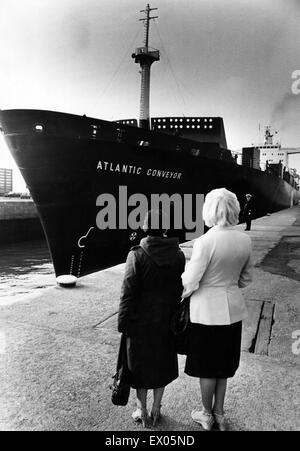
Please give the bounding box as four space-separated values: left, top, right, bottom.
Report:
0 168 13 195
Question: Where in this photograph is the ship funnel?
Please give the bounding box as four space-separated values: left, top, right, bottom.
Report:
132 4 159 130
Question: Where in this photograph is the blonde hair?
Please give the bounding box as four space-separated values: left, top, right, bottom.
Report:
202 188 240 227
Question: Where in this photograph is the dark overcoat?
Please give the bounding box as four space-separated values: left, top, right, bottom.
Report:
243 199 253 219
118 236 185 389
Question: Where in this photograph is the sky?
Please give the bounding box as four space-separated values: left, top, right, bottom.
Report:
0 0 300 191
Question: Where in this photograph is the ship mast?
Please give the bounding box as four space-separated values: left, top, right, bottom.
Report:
132 4 160 130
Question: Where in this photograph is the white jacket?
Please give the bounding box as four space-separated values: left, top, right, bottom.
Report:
182 226 253 325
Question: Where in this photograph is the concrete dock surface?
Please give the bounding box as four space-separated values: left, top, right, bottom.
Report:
0 207 299 431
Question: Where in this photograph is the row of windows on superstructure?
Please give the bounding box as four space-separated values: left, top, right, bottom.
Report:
117 118 215 125
153 118 214 123
261 152 286 156
155 124 213 130
118 120 136 125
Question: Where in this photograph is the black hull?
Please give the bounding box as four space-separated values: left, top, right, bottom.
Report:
1 109 299 277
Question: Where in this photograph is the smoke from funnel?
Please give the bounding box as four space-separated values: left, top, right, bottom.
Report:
271 92 300 131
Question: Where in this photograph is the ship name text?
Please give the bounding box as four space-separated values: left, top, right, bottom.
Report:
97 161 182 180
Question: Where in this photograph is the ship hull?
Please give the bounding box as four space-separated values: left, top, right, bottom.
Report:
1 109 299 277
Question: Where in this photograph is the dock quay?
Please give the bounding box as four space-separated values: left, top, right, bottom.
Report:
0 197 44 244
0 207 299 431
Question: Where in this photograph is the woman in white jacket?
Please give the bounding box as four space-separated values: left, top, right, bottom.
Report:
182 188 253 431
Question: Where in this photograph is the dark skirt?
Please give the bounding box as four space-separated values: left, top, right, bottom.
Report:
126 327 178 389
185 321 242 379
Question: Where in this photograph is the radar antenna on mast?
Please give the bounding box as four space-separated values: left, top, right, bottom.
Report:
132 4 160 130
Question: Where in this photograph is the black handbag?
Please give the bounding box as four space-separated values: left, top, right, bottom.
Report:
171 297 191 355
110 333 131 406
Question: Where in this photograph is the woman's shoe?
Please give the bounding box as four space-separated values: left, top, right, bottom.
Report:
132 407 148 427
191 410 214 431
150 405 162 426
213 412 227 431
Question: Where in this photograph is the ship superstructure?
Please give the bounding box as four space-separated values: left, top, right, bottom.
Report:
242 126 299 189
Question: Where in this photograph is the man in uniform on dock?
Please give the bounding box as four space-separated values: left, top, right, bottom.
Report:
243 194 253 231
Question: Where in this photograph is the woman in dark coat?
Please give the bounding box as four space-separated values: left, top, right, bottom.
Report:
118 210 185 427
